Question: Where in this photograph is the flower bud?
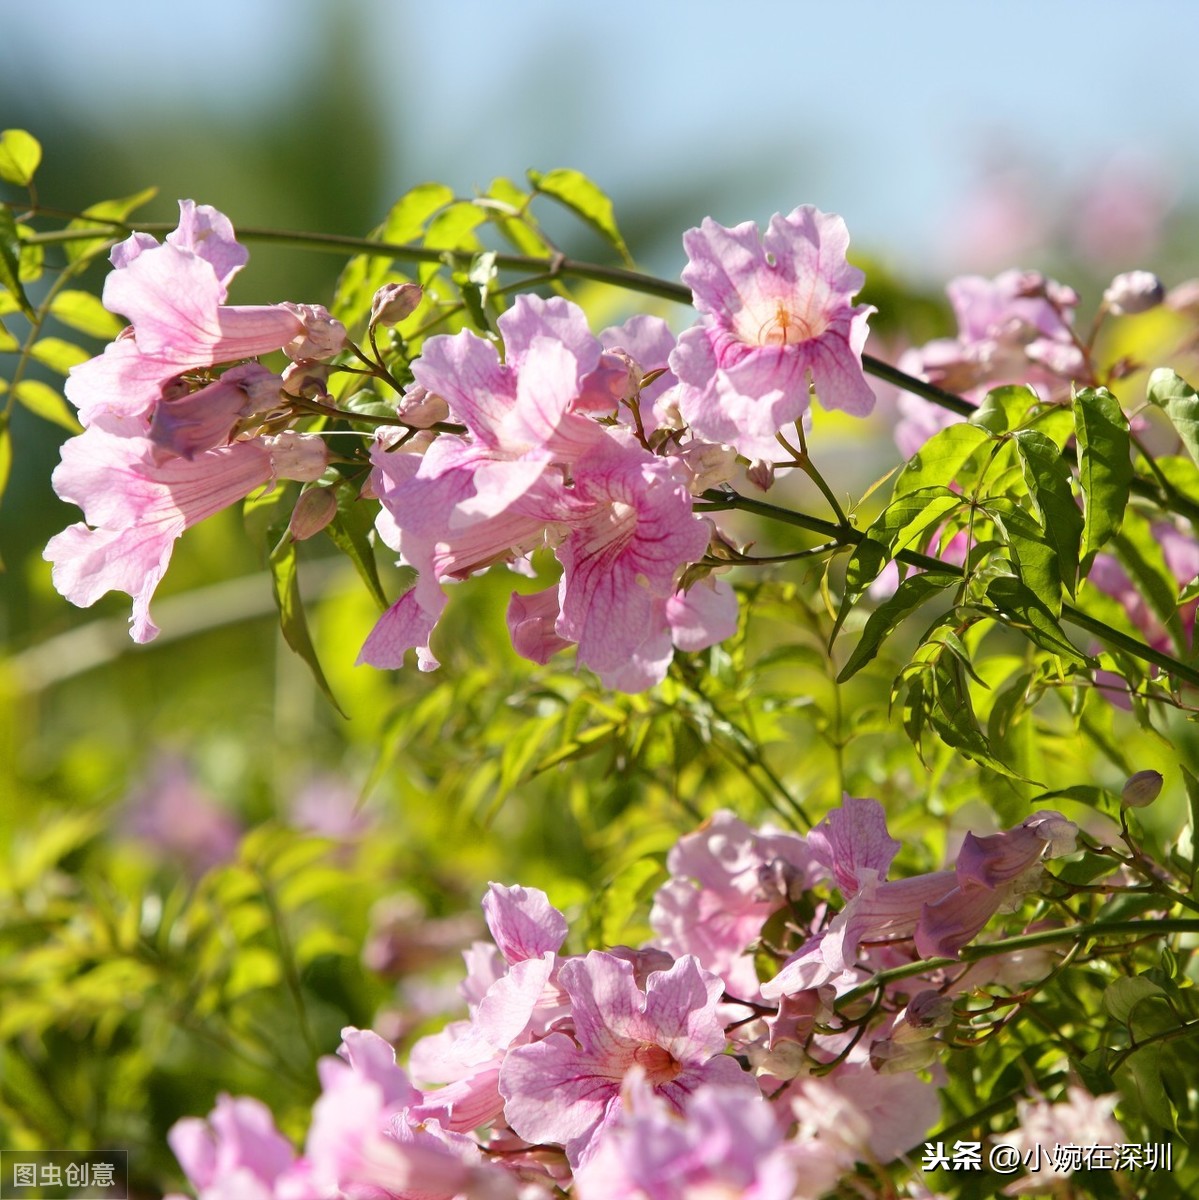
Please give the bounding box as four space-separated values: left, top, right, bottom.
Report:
903 989 955 1031
283 303 347 361
263 430 329 482
1122 769 1164 808
397 384 450 428
281 359 332 399
869 1036 939 1074
746 459 775 492
370 282 423 327
289 487 338 541
1103 270 1165 316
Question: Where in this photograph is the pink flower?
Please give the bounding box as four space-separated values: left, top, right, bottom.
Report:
168 1095 297 1200
573 1078 798 1200
45 428 327 642
507 574 738 692
670 206 875 461
68 201 306 430
762 808 1077 999
123 755 241 873
650 810 817 1000
555 432 710 680
1000 1088 1123 1195
499 951 757 1167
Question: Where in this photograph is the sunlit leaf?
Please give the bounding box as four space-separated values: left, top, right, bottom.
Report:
0 129 42 185
0 203 34 318
1147 368 1199 464
1011 429 1081 596
528 167 633 265
894 422 992 497
1074 386 1132 574
269 533 344 715
837 573 956 682
30 336 91 375
13 380 82 432
64 186 158 264
49 289 125 339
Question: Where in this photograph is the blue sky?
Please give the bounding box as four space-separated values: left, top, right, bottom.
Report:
4 0 1198 278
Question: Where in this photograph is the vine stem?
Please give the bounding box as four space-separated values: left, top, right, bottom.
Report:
694 489 1199 689
838 917 1199 1006
24 214 1199 523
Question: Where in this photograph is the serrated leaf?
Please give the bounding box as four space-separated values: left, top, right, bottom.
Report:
0 129 41 185
64 186 158 264
837 573 956 682
0 203 34 318
984 575 1087 666
1147 368 1199 464
269 533 345 716
30 336 91 375
13 380 82 432
528 167 633 265
1012 428 1082 596
325 485 387 609
894 422 992 497
49 289 125 339
1074 386 1133 573
969 384 1040 434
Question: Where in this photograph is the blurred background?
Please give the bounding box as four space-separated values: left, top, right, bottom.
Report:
3 1 1199 1191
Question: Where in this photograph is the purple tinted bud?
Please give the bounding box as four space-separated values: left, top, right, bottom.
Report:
281 358 332 398
1103 270 1165 316
1122 769 1164 808
282 303 346 360
904 990 955 1030
371 282 423 327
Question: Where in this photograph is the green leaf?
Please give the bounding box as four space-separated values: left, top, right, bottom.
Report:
0 203 34 318
894 422 992 497
527 168 633 265
1182 765 1199 886
30 336 91 375
987 497 1062 616
1103 974 1168 1024
1074 386 1133 573
0 129 42 186
484 177 555 259
324 485 387 610
1147 368 1199 464
983 575 1087 666
922 655 1029 780
13 380 82 432
969 384 1040 434
48 290 125 339
63 186 158 264
843 486 963 593
1111 508 1185 651
1011 428 1082 596
837 573 956 682
268 533 344 716
379 181 455 243
0 422 10 521
0 317 18 352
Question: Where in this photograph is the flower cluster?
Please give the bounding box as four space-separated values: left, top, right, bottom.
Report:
166 797 1098 1200
44 202 337 642
45 201 877 690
